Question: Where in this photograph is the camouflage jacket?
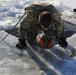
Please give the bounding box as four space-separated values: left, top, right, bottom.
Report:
20 2 65 36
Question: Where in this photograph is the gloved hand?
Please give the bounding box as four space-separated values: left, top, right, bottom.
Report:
58 37 68 48
16 39 27 49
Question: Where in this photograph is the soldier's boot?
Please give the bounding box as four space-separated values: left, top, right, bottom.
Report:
58 37 68 48
16 39 27 49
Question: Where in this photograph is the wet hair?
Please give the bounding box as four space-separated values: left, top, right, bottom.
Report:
39 11 52 28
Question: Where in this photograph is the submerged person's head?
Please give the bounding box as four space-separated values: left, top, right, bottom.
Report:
38 11 52 30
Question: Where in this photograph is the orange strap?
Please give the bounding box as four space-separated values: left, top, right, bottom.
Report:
48 40 53 48
39 38 53 48
39 38 44 48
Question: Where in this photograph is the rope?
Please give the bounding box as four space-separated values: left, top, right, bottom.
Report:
0 13 25 42
0 11 38 42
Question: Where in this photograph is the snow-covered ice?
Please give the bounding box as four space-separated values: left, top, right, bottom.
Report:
0 29 76 75
0 31 42 75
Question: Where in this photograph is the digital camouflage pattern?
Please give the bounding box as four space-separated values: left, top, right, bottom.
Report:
19 2 65 45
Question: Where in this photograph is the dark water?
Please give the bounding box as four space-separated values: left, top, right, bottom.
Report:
5 28 19 37
5 21 76 38
64 21 76 37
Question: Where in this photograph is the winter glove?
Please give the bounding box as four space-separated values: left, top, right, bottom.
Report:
16 39 27 49
58 37 68 48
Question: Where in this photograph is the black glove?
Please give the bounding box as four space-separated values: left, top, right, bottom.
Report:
16 39 27 49
58 37 68 47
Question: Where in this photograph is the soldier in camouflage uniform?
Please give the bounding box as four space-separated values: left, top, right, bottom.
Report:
16 2 68 49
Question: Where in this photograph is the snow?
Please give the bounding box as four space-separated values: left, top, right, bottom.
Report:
0 31 42 75
0 0 76 75
0 0 76 31
1 30 76 75
61 0 76 8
